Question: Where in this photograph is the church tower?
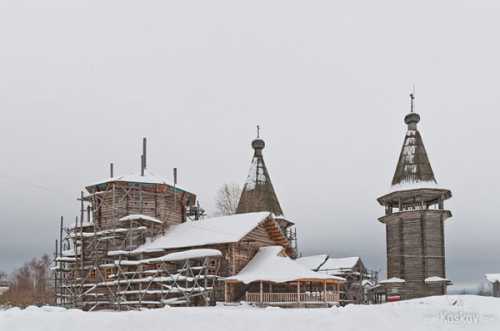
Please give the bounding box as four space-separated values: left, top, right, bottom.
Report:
377 94 452 300
236 129 283 216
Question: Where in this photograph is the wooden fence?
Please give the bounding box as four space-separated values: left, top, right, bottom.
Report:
245 291 340 304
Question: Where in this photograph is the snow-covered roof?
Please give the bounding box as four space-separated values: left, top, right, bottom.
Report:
297 255 361 275
485 274 500 283
226 246 345 284
319 257 360 273
379 277 406 284
425 276 449 283
296 254 329 271
119 214 162 224
391 181 440 192
110 249 222 267
107 250 130 257
133 212 273 253
62 249 76 257
86 170 191 193
151 249 221 262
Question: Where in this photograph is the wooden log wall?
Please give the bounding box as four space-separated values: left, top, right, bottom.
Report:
385 210 448 299
91 182 195 230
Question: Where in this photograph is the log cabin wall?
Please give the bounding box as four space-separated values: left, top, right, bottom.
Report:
384 209 449 299
88 182 195 231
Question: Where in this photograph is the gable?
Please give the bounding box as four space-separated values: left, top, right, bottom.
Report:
241 218 289 247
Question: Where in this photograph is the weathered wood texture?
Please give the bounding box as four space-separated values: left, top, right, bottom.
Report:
493 282 500 298
381 207 451 299
88 182 195 229
236 138 283 216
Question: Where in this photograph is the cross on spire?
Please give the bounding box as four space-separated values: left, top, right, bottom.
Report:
256 125 260 138
410 85 415 113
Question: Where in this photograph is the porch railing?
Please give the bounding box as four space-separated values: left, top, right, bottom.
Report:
245 291 340 304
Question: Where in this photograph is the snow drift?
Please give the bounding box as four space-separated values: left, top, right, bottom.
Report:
1 295 499 331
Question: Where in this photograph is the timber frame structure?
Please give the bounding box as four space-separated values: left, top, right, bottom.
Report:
53 138 219 310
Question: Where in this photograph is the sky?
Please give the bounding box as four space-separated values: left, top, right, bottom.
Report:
0 0 499 289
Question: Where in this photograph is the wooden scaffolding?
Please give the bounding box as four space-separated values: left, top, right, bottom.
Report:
52 138 219 310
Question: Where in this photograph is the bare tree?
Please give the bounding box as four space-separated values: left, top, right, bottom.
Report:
214 183 241 216
1 254 54 307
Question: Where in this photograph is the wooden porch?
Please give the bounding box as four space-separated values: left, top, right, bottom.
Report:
225 279 342 307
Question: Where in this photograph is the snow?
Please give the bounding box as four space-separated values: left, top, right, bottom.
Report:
485 274 500 283
297 255 361 275
391 180 440 191
62 249 76 257
119 214 162 224
86 169 190 193
2 295 500 331
425 276 450 283
56 257 77 262
318 257 360 274
107 250 130 256
70 227 147 238
379 277 406 284
104 249 221 269
153 249 222 262
295 254 328 271
134 212 272 253
226 246 345 284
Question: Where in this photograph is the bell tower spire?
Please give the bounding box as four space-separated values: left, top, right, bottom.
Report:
391 92 436 187
236 127 283 216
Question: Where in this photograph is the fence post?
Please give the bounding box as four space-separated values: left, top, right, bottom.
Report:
297 281 300 303
260 281 263 303
224 282 228 303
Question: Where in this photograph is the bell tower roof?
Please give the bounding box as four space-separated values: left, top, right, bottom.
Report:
236 128 283 216
391 93 437 188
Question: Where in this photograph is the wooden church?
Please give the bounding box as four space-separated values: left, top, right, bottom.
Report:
53 134 342 310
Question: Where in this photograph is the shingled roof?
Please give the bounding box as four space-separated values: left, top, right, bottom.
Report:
236 136 283 216
391 111 437 187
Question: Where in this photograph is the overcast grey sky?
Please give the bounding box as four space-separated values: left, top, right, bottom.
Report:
0 1 499 289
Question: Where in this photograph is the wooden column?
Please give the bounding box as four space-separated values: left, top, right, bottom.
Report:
297 281 300 303
224 282 228 303
323 281 327 302
260 281 263 303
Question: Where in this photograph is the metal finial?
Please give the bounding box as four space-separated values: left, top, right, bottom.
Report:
256 125 260 138
410 85 415 113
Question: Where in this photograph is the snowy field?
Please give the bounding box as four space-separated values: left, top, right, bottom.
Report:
1 295 499 331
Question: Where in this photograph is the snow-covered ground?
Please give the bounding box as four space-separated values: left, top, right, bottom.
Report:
1 295 499 331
